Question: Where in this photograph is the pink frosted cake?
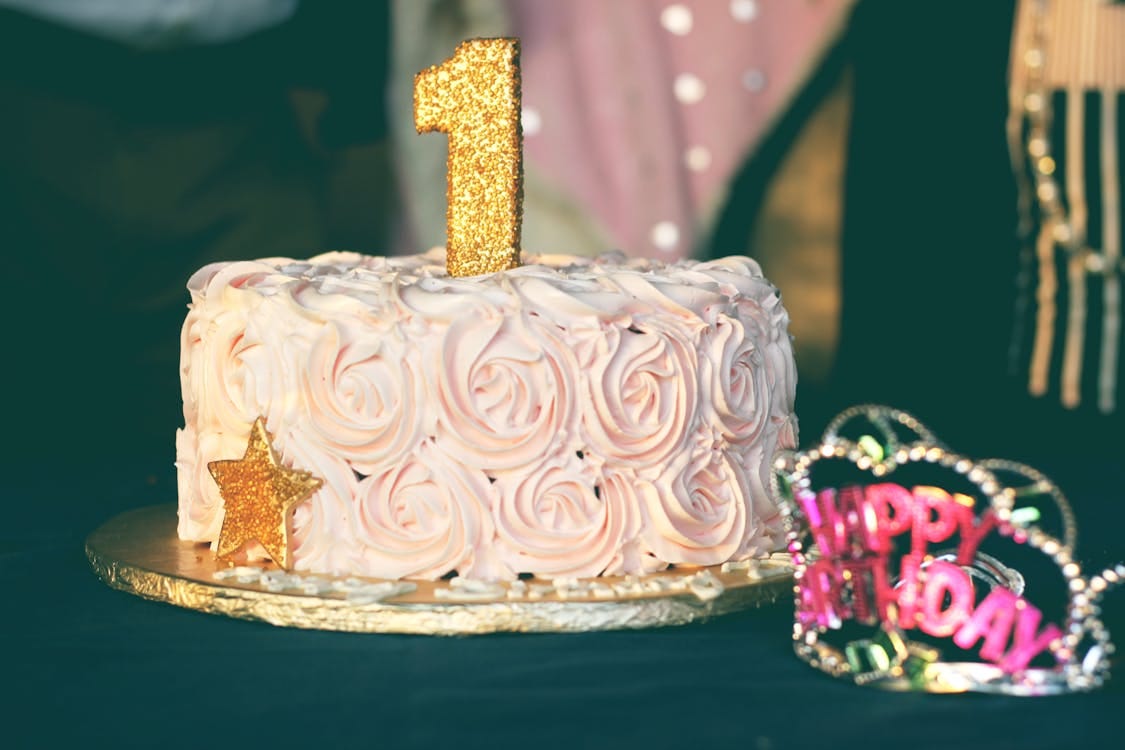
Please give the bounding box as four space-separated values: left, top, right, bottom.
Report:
176 248 797 580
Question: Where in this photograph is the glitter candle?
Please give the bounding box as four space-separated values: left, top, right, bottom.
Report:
415 38 523 277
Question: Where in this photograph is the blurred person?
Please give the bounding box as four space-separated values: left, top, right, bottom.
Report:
391 0 853 261
390 0 856 434
832 0 1124 463
0 2 393 464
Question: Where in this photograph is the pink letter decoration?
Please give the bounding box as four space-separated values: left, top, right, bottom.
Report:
774 405 1122 695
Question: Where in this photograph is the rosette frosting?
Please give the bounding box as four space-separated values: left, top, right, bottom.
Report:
177 248 796 580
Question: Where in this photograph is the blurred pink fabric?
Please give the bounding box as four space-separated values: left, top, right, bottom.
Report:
511 0 850 259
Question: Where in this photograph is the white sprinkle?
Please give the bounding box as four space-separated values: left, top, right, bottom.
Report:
674 73 706 104
261 571 297 592
730 0 759 23
666 576 691 591
521 106 542 136
590 583 616 599
650 221 680 251
435 578 506 600
684 145 712 172
213 566 260 582
742 68 767 92
660 4 693 35
528 583 557 600
689 571 725 602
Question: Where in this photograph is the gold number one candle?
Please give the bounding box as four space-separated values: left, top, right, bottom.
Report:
415 38 523 277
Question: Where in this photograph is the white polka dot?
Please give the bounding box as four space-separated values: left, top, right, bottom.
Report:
742 68 766 92
521 106 542 136
650 221 680 251
674 73 706 104
660 4 693 35
684 145 712 172
730 0 759 22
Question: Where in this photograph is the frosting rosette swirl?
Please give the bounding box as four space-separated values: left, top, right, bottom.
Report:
283 430 362 574
429 305 576 472
701 313 772 444
300 319 420 475
177 249 798 579
732 294 796 426
493 455 640 578
598 470 671 576
352 442 497 580
581 316 699 469
175 425 234 541
641 446 750 565
182 262 308 435
181 303 261 437
734 440 788 556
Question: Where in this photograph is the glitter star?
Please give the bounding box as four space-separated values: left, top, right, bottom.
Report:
208 417 322 570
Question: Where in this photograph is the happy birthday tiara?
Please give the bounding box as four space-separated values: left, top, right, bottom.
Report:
771 405 1123 695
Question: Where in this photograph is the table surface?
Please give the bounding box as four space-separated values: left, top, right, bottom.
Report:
5 450 1124 750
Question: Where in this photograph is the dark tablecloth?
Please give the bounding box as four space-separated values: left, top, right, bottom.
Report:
5 448 1123 750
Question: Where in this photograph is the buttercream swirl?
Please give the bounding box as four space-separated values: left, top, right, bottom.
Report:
492 454 639 578
428 304 576 473
701 312 772 443
177 249 796 580
352 441 500 580
283 429 363 574
641 443 750 565
581 315 699 471
300 319 420 475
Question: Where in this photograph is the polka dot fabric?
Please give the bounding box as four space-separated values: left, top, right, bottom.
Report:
511 0 851 259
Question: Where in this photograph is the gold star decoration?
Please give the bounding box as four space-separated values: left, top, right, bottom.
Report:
208 417 322 570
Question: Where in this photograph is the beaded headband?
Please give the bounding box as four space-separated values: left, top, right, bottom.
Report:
772 405 1122 694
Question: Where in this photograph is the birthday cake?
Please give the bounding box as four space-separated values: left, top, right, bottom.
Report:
176 248 797 580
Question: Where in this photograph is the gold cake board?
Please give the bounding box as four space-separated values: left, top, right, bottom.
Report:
86 505 794 635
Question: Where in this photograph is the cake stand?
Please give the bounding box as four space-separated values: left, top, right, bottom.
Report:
86 505 794 635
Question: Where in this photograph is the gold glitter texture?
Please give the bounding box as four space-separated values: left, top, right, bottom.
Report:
415 38 523 277
87 506 794 634
208 417 322 570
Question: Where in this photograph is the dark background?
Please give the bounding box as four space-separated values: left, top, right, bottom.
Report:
2 1 1123 746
